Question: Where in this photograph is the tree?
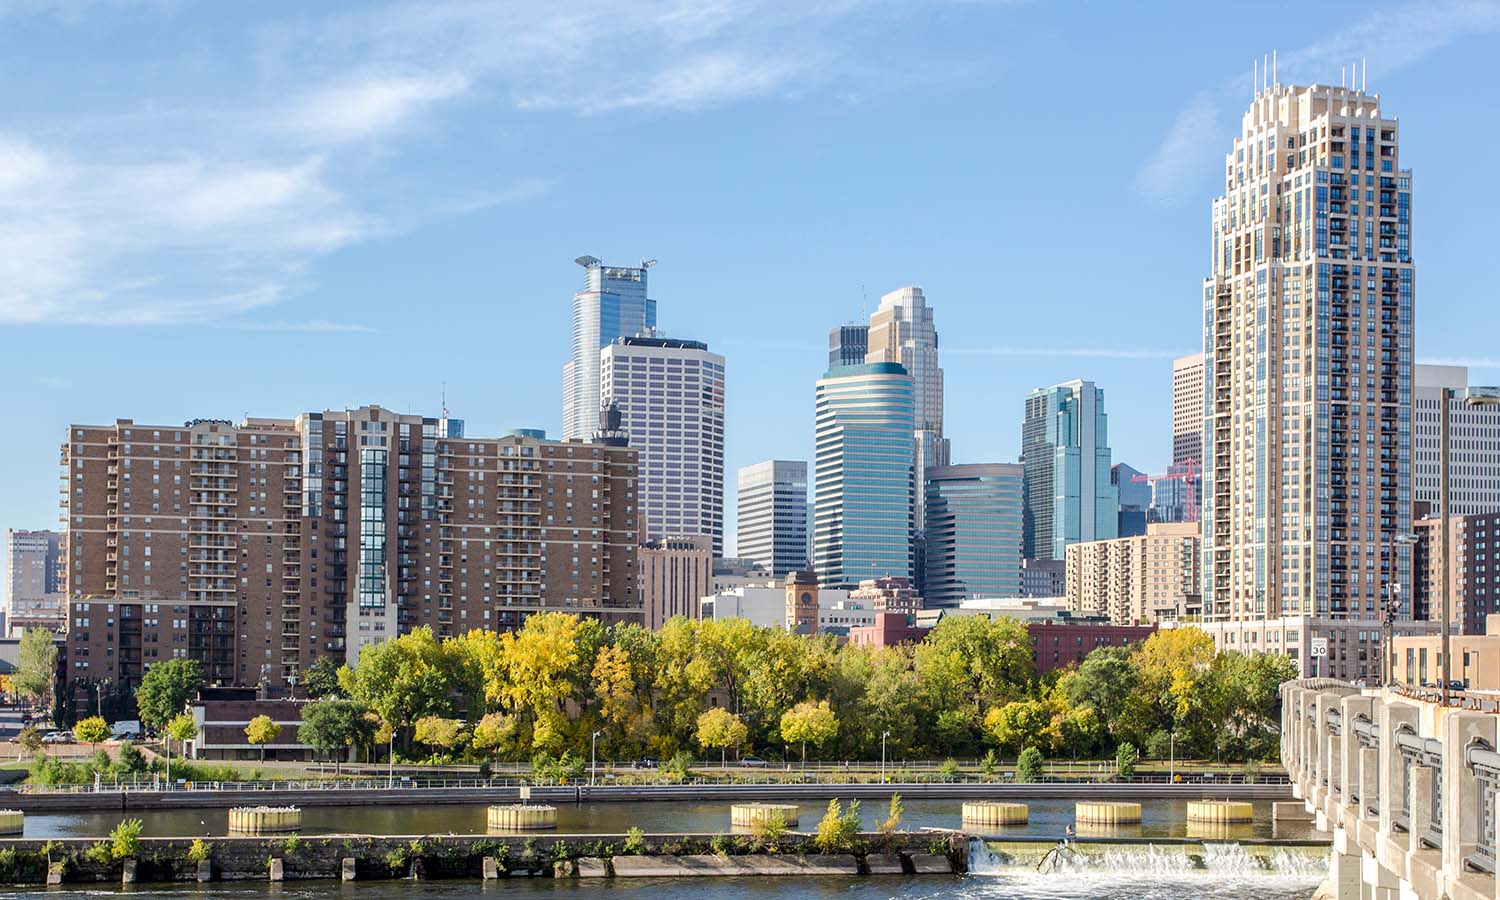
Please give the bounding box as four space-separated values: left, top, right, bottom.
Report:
244 715 282 762
413 716 468 756
780 699 838 765
338 627 454 751
301 656 343 699
1015 746 1044 783
914 615 1034 751
134 659 205 733
1116 742 1139 780
695 707 748 766
162 712 198 785
73 715 108 749
813 798 862 853
14 629 57 710
983 700 1055 755
471 712 520 759
299 699 373 775
16 726 42 760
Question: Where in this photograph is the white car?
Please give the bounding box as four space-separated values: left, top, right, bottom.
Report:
41 731 75 744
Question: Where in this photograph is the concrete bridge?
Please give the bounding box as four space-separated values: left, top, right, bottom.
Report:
1282 678 1500 900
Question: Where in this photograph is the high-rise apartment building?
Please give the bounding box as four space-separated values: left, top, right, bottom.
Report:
735 460 808 578
1064 522 1201 625
923 463 1023 607
562 256 657 441
828 324 869 368
865 287 949 532
1020 380 1117 561
599 336 726 555
1199 82 1414 680
60 407 639 693
4 529 64 635
1172 353 1205 467
813 363 915 588
1414 365 1500 516
1413 513 1500 635
638 535 712 629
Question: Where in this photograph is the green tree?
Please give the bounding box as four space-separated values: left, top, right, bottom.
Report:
695 707 748 766
413 716 468 756
299 698 373 775
162 712 198 785
73 715 108 749
134 659 205 733
301 656 343 699
17 725 43 759
471 712 520 759
780 699 838 765
1116 742 1140 780
14 629 57 711
983 700 1055 755
1015 746 1044 783
338 627 455 751
914 615 1034 752
244 715 282 762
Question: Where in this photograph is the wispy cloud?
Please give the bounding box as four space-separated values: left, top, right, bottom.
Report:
282 70 470 144
946 346 1190 360
1136 0 1500 204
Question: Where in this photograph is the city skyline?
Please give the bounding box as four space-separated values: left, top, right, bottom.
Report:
4 1 1500 559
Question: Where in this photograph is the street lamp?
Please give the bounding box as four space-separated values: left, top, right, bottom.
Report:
1438 386 1500 705
590 730 603 787
1382 533 1418 689
880 731 891 783
1169 731 1175 784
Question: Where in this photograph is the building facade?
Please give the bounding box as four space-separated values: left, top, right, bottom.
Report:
1199 83 1414 680
848 575 922 614
599 336 726 555
562 257 657 441
1029 621 1157 675
923 463 1023 607
1112 463 1150 538
1414 365 1500 516
1021 380 1117 562
4 529 64 635
734 460 808 578
812 363 915 588
1064 522 1202 625
1172 353 1205 468
61 407 639 693
638 536 712 629
828 324 869 368
1020 558 1065 599
865 287 949 533
1413 513 1500 635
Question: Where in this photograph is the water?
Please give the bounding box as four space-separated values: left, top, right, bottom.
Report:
14 798 1319 842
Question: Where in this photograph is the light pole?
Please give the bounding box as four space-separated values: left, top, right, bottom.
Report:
1383 533 1418 689
1169 731 1175 784
590 730 602 787
880 731 891 783
1438 386 1500 704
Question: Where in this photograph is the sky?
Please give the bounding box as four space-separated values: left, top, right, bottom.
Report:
2 0 1500 552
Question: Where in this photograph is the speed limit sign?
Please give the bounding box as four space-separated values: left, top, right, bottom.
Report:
1310 638 1328 658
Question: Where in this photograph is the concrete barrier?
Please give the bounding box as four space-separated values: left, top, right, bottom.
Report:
486 804 558 830
227 806 301 834
1186 800 1254 823
1075 801 1141 825
960 801 1028 827
730 803 799 828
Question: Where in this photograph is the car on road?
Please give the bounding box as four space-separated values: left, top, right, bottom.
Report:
41 731 74 744
739 756 768 768
1449 680 1467 692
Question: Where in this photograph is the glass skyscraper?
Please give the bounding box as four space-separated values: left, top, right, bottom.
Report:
813 362 915 588
1021 379 1118 561
924 463 1024 607
562 256 657 441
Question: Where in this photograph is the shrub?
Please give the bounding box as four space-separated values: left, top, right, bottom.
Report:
1015 747 1044 784
84 842 111 865
110 819 143 860
878 792 903 837
661 750 695 784
114 742 147 775
980 749 998 778
0 848 17 876
709 832 729 857
938 758 960 781
186 839 212 864
1116 742 1140 781
752 809 787 846
623 827 647 855
813 798 862 854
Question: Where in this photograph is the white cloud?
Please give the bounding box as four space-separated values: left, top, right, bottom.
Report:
284 71 470 143
1135 91 1219 204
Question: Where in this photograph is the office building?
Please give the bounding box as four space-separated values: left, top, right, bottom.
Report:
4 529 64 635
1198 82 1414 680
1021 380 1117 561
600 336 726 555
1173 353 1205 468
735 460 808 578
1112 463 1150 538
1020 558 1066 599
848 575 922 615
865 286 949 532
923 463 1023 607
1149 467 1198 524
1395 616 1500 690
638 536 712 629
1064 522 1202 625
828 324 869 368
1414 365 1500 516
1413 513 1500 635
60 407 639 693
562 256 657 441
812 363 915 588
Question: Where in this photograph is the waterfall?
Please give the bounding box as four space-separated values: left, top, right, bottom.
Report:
968 838 1329 879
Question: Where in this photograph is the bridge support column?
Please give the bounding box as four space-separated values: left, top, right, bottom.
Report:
1359 748 1379 822
1361 848 1399 900
1331 846 1362 900
1444 712 1495 900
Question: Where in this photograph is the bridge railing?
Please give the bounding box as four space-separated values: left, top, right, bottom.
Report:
1467 740 1500 874
1394 726 1443 850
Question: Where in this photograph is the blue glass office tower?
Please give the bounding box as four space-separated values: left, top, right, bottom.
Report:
1021 380 1118 561
813 363 915 588
924 463 1024 606
562 256 658 441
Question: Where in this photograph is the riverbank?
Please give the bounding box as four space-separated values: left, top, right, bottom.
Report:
3 780 1294 813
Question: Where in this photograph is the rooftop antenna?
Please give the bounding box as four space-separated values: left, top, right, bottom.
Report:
1362 58 1367 93
1340 65 1346 88
1263 53 1268 92
441 381 448 420
1272 49 1277 88
1252 57 1258 98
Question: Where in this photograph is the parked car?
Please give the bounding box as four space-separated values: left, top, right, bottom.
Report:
41 731 74 744
1448 680 1467 692
739 756 768 768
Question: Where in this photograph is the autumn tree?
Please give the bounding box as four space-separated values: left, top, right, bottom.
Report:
780 699 838 765
74 715 108 749
245 714 282 761
695 707 748 766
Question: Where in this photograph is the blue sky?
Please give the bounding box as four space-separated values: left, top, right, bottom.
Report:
2 0 1499 549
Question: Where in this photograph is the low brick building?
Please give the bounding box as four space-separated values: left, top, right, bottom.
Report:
187 687 313 761
1027 620 1157 674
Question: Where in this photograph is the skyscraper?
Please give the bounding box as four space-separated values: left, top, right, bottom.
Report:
562 256 657 441
600 336 726 554
1112 463 1150 538
1020 380 1117 561
1199 81 1414 680
1172 353 1205 468
736 460 809 578
924 463 1024 607
4 529 64 635
828 324 869 368
813 362 915 588
865 287 949 531
1414 365 1500 516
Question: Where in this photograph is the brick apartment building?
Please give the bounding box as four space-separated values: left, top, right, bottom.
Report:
60 405 639 696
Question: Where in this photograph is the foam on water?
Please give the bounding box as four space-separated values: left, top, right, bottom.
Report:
968 837 1329 879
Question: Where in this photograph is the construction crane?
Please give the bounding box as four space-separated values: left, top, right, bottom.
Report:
1130 459 1199 522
